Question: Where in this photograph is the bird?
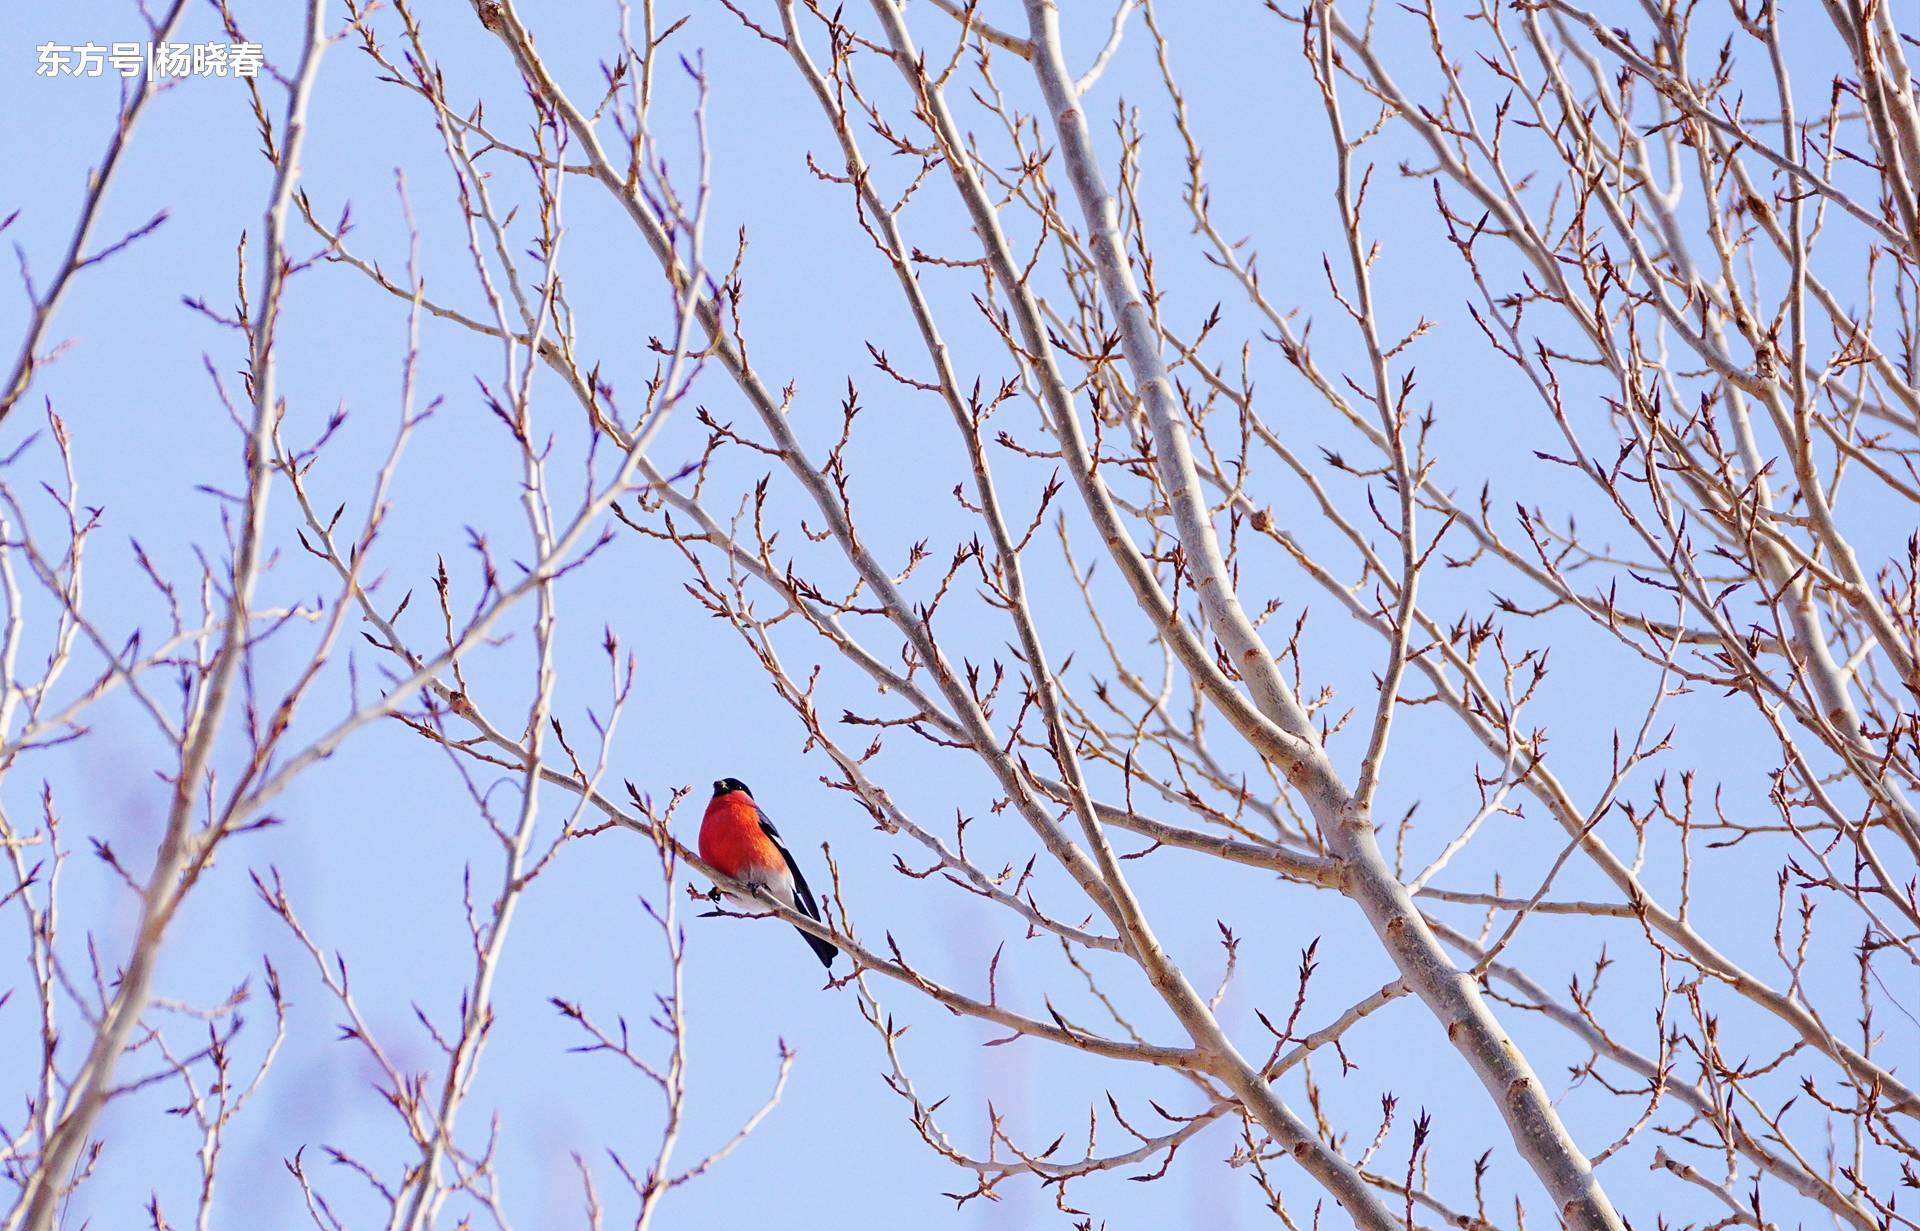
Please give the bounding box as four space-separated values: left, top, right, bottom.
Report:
698 777 838 968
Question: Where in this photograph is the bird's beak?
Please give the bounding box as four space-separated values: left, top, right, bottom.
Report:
711 779 724 794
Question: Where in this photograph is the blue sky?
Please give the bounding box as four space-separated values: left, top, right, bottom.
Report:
1 2 1912 1229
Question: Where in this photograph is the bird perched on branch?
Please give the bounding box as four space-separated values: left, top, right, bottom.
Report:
698 778 838 968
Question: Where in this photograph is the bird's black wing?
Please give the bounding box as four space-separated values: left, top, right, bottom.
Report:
756 813 822 921
758 812 838 968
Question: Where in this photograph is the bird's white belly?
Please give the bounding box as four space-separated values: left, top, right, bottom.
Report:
727 863 796 909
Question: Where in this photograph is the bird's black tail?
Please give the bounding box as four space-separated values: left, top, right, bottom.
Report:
794 924 838 968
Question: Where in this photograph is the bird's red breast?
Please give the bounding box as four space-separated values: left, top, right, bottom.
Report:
699 791 785 878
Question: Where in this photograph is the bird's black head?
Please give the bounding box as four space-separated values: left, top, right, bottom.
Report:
712 777 753 798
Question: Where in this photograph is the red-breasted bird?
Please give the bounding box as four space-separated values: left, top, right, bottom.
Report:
699 777 837 968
